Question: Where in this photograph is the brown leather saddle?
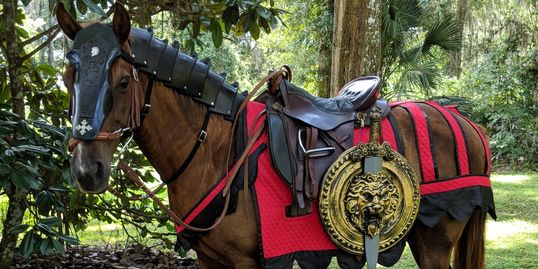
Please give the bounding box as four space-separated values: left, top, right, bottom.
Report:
265 70 390 216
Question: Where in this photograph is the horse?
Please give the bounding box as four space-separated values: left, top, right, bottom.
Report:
56 3 495 269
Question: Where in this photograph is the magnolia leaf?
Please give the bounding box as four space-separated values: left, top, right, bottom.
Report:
250 21 260 40
81 0 105 16
36 223 57 236
36 64 57 76
256 6 271 19
39 238 55 255
210 19 223 47
39 216 62 227
243 11 257 33
59 235 80 245
9 224 29 235
20 232 38 257
52 238 65 255
10 169 41 191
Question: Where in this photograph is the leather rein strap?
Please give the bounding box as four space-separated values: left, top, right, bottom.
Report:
118 68 288 232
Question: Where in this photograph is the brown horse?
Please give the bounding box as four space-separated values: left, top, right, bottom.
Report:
56 3 495 269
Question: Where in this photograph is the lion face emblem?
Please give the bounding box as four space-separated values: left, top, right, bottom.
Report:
344 172 401 237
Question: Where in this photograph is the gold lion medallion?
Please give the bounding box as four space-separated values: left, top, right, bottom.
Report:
319 142 420 255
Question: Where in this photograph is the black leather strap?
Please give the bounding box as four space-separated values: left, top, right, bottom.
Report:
165 109 211 184
139 77 154 127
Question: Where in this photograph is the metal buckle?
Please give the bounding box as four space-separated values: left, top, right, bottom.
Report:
197 130 208 142
297 128 335 158
142 104 151 115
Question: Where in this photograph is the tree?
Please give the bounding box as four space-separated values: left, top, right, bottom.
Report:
330 0 383 96
447 0 468 77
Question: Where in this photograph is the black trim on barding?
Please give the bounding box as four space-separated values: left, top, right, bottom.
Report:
398 105 424 183
387 113 404 155
425 103 461 176
452 112 474 174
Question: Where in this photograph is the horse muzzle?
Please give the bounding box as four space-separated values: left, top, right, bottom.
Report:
70 154 110 194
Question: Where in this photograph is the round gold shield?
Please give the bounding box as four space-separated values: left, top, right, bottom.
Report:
319 142 420 255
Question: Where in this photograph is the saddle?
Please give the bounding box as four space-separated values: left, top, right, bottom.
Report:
265 69 390 216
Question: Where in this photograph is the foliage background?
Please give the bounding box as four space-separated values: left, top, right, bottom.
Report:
0 0 537 267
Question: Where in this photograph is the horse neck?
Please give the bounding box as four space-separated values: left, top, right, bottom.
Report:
133 77 233 214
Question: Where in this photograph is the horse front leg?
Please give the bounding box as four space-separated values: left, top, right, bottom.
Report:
406 213 468 269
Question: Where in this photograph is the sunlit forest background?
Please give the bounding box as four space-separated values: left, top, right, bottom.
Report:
0 0 537 268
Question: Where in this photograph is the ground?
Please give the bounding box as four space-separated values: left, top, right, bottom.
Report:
9 244 197 269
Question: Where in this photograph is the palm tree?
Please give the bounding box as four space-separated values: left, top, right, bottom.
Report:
381 0 461 100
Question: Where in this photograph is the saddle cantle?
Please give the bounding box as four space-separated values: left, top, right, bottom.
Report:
265 70 390 217
280 76 381 131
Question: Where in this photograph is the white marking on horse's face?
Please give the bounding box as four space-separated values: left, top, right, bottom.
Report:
91 47 99 57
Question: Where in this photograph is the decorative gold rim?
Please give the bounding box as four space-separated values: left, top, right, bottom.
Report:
319 142 420 255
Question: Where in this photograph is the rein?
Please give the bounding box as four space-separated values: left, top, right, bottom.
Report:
70 66 288 232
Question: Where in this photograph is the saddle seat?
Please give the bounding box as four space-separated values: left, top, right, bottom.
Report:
282 76 381 130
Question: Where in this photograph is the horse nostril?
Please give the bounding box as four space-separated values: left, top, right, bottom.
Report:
95 161 105 178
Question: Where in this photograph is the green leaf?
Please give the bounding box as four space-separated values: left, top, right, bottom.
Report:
52 238 65 255
20 232 38 257
243 11 257 33
258 17 271 34
222 5 239 34
36 223 57 236
81 0 105 16
35 64 57 76
12 145 50 155
0 163 10 175
423 15 461 53
39 238 55 255
10 169 41 190
16 27 30 39
59 235 80 245
210 19 223 47
9 224 29 235
256 6 271 19
250 21 260 40
48 184 69 193
76 0 88 14
39 216 62 227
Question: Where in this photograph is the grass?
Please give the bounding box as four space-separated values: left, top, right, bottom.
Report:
328 173 538 268
2 172 538 268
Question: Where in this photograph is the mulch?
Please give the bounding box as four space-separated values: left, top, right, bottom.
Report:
10 244 198 269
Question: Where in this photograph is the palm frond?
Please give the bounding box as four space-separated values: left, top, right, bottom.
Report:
399 60 438 95
423 15 461 54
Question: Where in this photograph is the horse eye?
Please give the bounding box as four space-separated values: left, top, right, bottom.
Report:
116 76 130 92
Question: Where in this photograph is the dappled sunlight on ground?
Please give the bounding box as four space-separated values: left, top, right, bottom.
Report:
486 220 537 242
84 223 120 232
491 174 530 184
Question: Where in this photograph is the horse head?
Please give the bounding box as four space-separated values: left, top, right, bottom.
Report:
56 2 142 193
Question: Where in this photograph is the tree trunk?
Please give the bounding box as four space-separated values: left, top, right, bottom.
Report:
447 0 468 78
317 0 334 98
0 1 29 268
330 0 382 96
0 190 28 269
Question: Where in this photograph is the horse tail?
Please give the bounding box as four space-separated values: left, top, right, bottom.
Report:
453 208 486 269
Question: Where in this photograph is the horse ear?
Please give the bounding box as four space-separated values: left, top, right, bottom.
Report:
55 2 82 40
112 2 131 44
